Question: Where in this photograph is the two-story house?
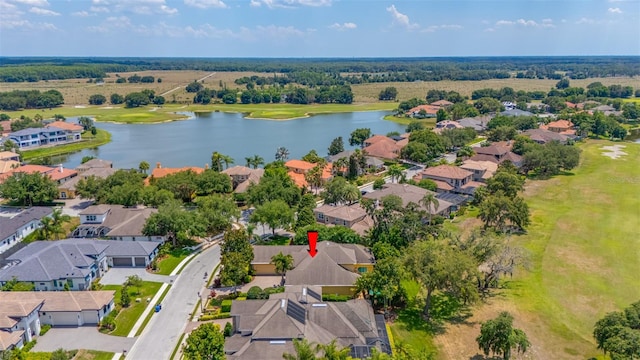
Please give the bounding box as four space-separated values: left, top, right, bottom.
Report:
284 160 332 188
0 165 77 188
222 166 264 193
419 165 474 192
0 297 42 350
470 142 523 167
459 160 498 182
0 207 53 255
72 205 163 242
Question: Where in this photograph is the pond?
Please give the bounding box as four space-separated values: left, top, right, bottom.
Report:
55 111 406 169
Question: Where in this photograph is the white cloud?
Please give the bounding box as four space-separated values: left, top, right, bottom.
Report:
329 22 356 31
386 5 418 30
184 0 227 9
251 0 330 8
483 28 495 32
90 6 109 12
608 7 622 13
422 24 462 33
29 6 59 15
0 18 56 30
159 4 177 14
495 18 555 28
10 0 49 6
71 10 91 17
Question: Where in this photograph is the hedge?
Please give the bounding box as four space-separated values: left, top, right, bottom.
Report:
221 300 232 313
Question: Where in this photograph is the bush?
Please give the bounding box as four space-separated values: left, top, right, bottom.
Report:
100 313 116 331
322 294 352 302
243 275 252 284
39 324 52 336
264 286 285 295
247 286 264 299
221 300 232 313
199 312 231 321
373 178 385 190
23 340 37 352
224 322 233 337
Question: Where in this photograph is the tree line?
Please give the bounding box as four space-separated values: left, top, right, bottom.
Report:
2 56 639 82
0 89 64 110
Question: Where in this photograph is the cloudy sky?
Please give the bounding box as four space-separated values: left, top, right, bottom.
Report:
0 0 638 57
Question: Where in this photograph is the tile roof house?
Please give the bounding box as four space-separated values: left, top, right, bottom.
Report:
251 241 375 295
46 121 83 133
75 158 113 173
0 160 20 174
522 129 570 144
312 204 373 235
0 164 77 186
430 99 454 107
0 207 53 255
0 239 161 290
458 116 491 132
363 183 453 215
471 142 524 167
72 205 163 242
225 287 391 359
419 165 474 191
0 290 115 350
407 104 440 118
460 160 498 182
539 120 576 135
223 166 265 193
144 162 205 185
58 167 118 199
433 120 464 134
0 151 20 162
326 151 385 171
284 160 332 188
0 122 11 137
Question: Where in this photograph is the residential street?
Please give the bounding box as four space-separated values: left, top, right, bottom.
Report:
125 245 221 360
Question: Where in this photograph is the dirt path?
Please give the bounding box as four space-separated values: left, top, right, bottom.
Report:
160 72 217 96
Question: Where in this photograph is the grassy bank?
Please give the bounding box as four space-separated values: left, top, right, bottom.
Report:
383 114 437 127
21 129 111 160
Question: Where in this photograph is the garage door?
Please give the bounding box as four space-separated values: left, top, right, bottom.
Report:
47 312 79 327
134 257 146 267
112 257 133 267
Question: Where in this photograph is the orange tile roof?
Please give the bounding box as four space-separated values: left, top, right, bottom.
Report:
407 104 440 115
364 135 393 145
288 171 308 188
545 120 574 130
146 166 205 185
363 141 400 159
0 164 77 183
285 160 316 171
46 121 83 132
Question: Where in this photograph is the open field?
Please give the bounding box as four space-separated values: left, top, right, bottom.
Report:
0 70 269 106
433 140 640 359
352 77 640 102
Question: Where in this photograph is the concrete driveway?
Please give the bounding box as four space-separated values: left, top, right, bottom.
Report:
33 327 136 353
100 268 175 286
60 198 94 217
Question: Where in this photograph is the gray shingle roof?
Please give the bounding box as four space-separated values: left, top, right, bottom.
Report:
0 207 53 241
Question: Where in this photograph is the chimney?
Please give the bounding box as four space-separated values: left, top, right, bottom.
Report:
204 164 209 170
59 164 63 173
156 162 161 169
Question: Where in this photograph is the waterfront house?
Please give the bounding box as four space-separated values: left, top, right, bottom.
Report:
144 162 205 185
8 123 81 150
326 150 385 172
406 104 440 118
284 160 332 188
75 158 113 173
58 167 117 199
223 166 264 193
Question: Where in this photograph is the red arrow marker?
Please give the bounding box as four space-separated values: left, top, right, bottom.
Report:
307 230 318 258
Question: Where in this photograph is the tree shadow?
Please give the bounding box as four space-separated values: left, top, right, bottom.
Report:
395 292 475 335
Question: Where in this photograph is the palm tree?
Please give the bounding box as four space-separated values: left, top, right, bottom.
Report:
282 339 318 360
245 157 253 168
387 164 404 183
251 155 264 169
318 340 351 360
275 147 290 162
270 252 294 284
420 193 440 225
50 209 71 240
333 157 348 176
343 184 361 205
221 155 234 169
138 161 150 174
211 151 223 172
37 216 54 240
457 146 475 160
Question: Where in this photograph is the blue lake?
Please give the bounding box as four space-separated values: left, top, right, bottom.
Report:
57 111 405 169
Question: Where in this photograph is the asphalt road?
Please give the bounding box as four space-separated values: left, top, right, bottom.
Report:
125 245 221 360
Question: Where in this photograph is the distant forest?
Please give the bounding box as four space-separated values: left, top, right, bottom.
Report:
0 56 638 83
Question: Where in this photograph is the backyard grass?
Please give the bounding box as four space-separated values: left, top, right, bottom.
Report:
73 350 114 360
102 281 163 337
155 248 191 275
21 129 111 160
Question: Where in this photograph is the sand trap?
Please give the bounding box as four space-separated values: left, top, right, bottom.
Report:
149 107 158 112
74 105 87 108
99 106 118 109
601 144 627 159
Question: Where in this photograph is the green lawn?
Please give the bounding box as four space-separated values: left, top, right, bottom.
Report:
502 140 640 358
383 114 437 126
102 281 163 337
25 350 113 360
156 248 191 275
21 129 111 160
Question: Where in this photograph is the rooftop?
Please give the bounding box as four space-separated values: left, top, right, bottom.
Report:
421 165 473 180
0 207 53 241
76 158 113 171
46 121 83 132
363 183 453 214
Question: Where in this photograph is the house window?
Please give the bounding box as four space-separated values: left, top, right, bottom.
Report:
318 213 324 220
357 267 368 273
86 215 97 222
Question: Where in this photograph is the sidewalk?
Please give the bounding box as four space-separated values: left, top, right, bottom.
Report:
125 253 196 338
